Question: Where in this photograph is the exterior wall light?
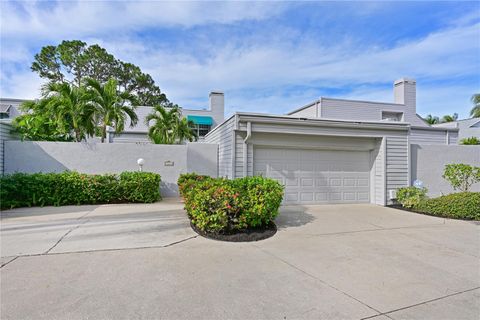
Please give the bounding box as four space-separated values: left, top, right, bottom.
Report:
137 158 145 172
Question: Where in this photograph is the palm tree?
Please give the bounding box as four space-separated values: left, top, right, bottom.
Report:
145 104 197 144
440 113 458 123
471 94 480 118
86 78 138 142
176 117 197 143
424 114 440 125
42 82 96 142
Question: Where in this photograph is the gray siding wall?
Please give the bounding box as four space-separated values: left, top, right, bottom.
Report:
111 132 150 143
234 132 253 178
371 139 386 205
458 119 480 141
320 98 428 127
4 141 217 197
0 121 19 174
411 144 480 196
385 136 409 200
410 128 455 145
289 105 318 117
204 117 235 178
448 131 459 145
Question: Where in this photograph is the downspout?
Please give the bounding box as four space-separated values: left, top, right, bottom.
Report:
243 121 252 177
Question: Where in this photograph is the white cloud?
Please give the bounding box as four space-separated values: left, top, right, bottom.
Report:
1 3 478 119
0 1 287 39
0 71 42 99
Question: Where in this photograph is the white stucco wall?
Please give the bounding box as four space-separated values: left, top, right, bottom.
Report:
411 144 480 197
4 141 217 197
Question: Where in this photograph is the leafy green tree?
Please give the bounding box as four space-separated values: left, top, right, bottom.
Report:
32 40 169 106
424 114 440 125
115 63 167 106
145 105 197 144
441 113 458 123
471 93 480 118
443 164 480 192
86 78 138 142
42 82 96 141
12 99 73 141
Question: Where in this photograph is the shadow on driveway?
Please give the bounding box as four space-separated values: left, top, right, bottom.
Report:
275 205 315 229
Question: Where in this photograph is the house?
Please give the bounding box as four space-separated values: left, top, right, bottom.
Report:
109 91 225 143
432 118 480 142
204 78 463 206
0 98 23 120
0 92 225 143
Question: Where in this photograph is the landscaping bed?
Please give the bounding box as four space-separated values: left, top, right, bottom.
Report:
178 173 284 242
0 171 161 210
394 188 480 221
190 221 277 242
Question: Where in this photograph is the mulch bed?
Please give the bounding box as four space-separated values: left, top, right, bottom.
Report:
190 222 277 242
387 204 475 221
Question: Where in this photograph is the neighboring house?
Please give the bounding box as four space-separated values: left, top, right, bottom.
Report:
109 91 224 143
205 78 464 206
0 92 225 143
432 118 480 142
0 98 23 120
0 120 19 174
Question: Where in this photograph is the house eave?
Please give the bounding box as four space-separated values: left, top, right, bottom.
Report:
235 112 410 132
411 125 459 132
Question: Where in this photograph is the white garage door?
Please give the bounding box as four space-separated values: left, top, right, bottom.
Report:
254 147 370 204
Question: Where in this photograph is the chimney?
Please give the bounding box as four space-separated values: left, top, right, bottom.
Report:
394 78 416 115
209 91 225 126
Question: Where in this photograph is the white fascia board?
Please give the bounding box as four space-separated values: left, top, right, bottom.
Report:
411 125 459 132
236 113 410 132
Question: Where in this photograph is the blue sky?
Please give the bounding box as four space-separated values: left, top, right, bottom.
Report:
1 1 479 118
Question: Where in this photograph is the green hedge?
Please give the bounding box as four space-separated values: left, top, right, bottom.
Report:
414 192 480 220
178 174 284 233
0 171 161 210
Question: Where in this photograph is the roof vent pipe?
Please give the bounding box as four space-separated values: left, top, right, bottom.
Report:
243 121 252 177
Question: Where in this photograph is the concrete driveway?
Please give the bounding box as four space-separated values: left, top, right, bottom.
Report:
1 199 479 320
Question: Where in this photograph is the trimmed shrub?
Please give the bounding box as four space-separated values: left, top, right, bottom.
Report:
396 186 428 208
414 192 480 220
460 137 480 145
182 176 284 233
177 173 211 198
0 171 161 210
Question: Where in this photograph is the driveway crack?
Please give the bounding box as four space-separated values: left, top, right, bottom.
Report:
360 286 480 319
252 244 387 318
43 207 96 254
0 256 19 268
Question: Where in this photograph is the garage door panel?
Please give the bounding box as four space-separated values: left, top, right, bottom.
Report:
343 178 356 187
315 192 329 201
285 178 299 186
344 192 356 201
357 178 369 187
300 193 314 202
315 177 328 186
254 147 371 204
358 192 369 201
301 178 314 187
330 192 342 201
285 192 299 202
